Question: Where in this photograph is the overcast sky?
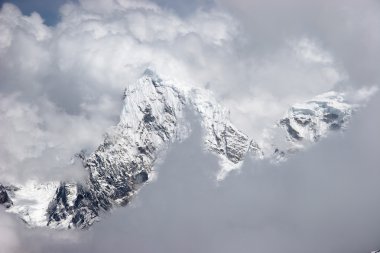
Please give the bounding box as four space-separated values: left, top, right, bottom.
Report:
0 0 380 252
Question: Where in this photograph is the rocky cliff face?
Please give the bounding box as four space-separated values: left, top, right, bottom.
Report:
0 71 358 229
0 184 13 208
46 72 189 228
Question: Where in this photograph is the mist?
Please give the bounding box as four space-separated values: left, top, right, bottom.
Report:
0 94 379 253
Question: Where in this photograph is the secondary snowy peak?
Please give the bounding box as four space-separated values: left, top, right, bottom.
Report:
265 91 357 161
0 70 366 229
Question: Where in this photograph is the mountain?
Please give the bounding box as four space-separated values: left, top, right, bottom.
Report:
0 70 358 229
265 91 356 162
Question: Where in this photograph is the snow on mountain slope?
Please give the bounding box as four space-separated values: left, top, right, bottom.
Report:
188 87 262 180
6 181 59 227
0 70 366 229
263 91 358 162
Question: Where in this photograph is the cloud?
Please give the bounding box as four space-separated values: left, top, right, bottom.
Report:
210 0 380 136
0 209 20 253
0 0 238 182
0 93 110 183
217 0 380 85
2 0 377 167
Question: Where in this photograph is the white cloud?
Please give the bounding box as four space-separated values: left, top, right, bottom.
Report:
0 0 377 191
2 0 370 153
0 0 238 182
292 38 333 64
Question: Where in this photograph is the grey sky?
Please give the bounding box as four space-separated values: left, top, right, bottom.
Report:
0 0 213 24
0 0 73 25
217 0 380 85
154 0 214 15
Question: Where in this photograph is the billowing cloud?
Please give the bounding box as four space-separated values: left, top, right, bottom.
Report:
0 0 239 182
2 0 376 182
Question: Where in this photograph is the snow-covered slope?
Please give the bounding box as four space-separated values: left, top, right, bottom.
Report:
263 91 357 161
6 181 59 227
0 71 360 229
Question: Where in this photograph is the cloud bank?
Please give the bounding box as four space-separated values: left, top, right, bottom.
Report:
1 94 380 253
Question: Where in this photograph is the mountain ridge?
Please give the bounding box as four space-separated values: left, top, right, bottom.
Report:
0 70 361 229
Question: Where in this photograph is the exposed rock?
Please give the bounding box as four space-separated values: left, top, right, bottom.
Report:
0 184 13 208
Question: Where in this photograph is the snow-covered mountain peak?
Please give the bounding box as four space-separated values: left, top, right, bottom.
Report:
263 90 357 162
120 70 258 179
0 71 364 229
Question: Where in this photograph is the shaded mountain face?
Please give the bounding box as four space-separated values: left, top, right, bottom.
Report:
0 71 359 229
0 184 13 208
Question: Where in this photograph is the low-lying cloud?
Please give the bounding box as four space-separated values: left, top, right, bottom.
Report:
1 93 380 253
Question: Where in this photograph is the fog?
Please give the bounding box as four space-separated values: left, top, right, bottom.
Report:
0 94 379 253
